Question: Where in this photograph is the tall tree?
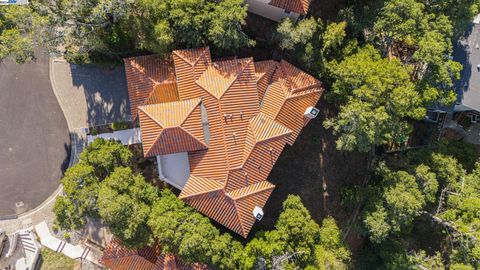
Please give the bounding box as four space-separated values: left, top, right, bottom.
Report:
373 0 460 105
148 189 244 269
80 138 132 179
324 45 425 152
54 139 131 230
0 5 48 62
244 195 350 269
363 163 427 243
276 17 348 75
98 167 158 248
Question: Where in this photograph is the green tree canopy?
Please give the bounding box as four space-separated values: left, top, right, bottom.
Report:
32 0 252 63
324 45 425 152
148 189 244 269
363 163 427 243
244 195 350 269
276 17 348 75
98 167 158 248
80 138 132 178
0 5 48 62
374 0 460 104
54 139 131 230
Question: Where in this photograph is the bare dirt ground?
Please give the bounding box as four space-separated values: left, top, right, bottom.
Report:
249 97 370 255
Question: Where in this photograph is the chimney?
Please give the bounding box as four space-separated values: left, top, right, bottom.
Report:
304 107 320 119
253 206 264 221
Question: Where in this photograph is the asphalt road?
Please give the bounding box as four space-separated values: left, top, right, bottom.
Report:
0 53 70 216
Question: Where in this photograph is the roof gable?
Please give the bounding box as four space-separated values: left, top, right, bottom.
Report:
269 0 311 14
138 99 207 157
124 47 323 238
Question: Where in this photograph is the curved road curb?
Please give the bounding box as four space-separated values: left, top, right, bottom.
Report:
0 56 74 226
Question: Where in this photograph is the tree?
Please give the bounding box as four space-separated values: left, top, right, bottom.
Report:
363 163 426 243
36 0 252 62
60 162 100 221
312 217 351 270
98 167 158 248
324 45 425 152
418 0 479 38
276 18 348 74
244 195 350 269
0 5 48 62
54 139 131 230
80 138 132 179
148 189 244 269
53 195 85 230
373 0 460 105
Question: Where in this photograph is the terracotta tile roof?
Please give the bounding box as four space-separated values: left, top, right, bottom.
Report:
124 55 176 122
138 99 208 157
269 0 311 15
124 47 323 237
260 60 323 145
101 239 207 270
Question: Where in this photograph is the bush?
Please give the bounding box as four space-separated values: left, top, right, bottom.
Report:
63 232 71 240
111 121 130 131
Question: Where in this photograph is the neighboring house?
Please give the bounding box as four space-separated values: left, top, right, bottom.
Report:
101 239 207 270
453 19 480 123
124 47 323 237
245 0 311 22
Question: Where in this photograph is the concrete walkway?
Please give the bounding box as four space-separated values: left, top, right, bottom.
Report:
35 221 100 264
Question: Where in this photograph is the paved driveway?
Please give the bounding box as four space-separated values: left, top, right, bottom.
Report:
0 53 70 216
51 59 130 129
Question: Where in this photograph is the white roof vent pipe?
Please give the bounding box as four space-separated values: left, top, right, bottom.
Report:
304 107 320 119
253 206 264 221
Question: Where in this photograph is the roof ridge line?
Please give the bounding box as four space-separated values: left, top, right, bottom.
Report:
218 57 254 100
179 126 209 148
228 196 247 237
138 105 165 127
178 182 224 199
127 56 164 85
192 47 209 66
179 98 202 126
227 181 275 200
285 87 323 100
172 47 209 67
289 82 322 94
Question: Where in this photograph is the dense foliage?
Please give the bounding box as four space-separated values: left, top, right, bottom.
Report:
0 5 48 62
348 146 480 269
0 0 252 63
54 139 350 269
243 195 350 269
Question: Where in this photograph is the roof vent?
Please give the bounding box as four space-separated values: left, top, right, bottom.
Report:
253 206 264 221
304 107 320 119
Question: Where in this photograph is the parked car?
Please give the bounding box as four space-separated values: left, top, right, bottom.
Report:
0 229 6 257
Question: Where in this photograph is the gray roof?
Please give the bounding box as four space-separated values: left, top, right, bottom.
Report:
454 23 480 112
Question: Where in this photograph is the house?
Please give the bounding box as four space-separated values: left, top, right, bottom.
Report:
101 239 207 270
245 0 311 22
453 19 480 123
124 47 323 237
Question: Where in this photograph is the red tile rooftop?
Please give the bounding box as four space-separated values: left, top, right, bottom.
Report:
124 47 323 237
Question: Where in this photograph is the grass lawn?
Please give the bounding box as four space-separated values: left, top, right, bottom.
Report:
38 248 77 270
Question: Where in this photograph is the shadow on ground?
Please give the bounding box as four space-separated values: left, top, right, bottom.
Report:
69 64 130 127
248 98 370 253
